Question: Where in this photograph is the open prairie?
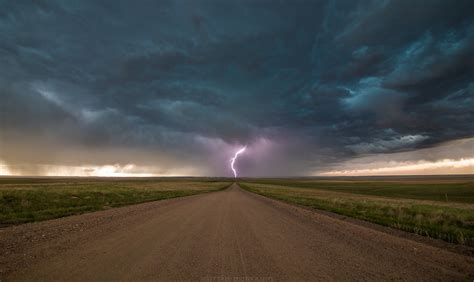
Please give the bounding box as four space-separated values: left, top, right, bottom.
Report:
240 175 474 246
0 177 231 226
1 177 474 281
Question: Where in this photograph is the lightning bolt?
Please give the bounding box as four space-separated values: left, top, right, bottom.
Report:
230 146 246 178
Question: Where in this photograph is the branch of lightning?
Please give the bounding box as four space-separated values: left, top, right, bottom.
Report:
230 146 246 178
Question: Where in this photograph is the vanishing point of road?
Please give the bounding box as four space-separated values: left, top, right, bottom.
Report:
1 184 473 281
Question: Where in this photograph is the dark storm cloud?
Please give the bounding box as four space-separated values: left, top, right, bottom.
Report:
0 0 473 176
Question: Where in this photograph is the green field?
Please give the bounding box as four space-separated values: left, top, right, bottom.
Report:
242 176 474 203
0 177 231 226
3 176 474 247
240 176 474 247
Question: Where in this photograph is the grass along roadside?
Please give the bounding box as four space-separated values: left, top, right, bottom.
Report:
0 179 231 226
239 182 474 247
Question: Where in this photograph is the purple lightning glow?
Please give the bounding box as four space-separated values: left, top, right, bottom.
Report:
230 146 246 178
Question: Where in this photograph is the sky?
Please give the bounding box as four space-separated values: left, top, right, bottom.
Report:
0 0 473 177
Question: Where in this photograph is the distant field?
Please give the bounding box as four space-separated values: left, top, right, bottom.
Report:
240 176 474 246
0 177 231 226
242 176 474 203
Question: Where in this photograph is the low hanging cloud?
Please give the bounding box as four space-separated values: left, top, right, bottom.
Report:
346 135 429 154
321 138 474 176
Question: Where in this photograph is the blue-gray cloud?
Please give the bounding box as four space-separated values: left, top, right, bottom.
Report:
0 0 473 176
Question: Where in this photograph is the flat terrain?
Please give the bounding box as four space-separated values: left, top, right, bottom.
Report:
241 176 474 246
0 177 231 226
243 175 474 203
1 184 473 281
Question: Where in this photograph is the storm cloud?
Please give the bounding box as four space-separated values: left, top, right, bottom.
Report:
0 0 473 176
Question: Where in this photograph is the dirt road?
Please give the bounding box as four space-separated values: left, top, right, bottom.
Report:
1 184 473 281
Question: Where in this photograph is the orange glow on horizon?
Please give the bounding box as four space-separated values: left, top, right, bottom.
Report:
0 161 196 177
320 158 474 176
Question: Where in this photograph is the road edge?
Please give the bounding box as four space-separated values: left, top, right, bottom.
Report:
236 183 474 258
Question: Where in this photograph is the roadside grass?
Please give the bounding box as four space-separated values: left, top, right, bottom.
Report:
239 182 474 247
243 177 474 204
0 178 231 226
